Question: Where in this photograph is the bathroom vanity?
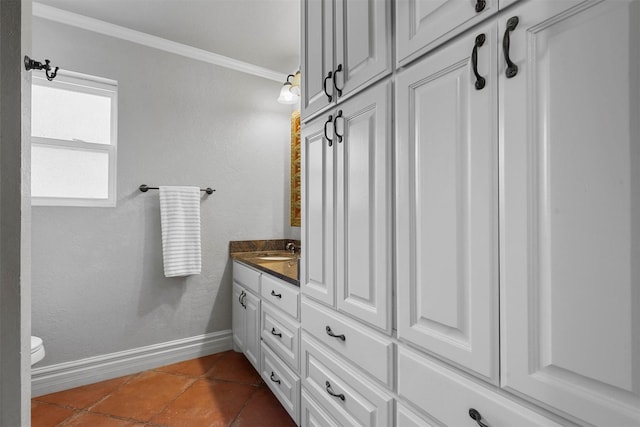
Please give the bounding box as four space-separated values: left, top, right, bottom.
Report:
230 240 301 425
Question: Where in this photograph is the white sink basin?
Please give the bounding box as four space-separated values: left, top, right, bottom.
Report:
257 256 293 261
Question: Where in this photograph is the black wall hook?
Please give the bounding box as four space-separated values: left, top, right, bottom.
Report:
24 55 59 81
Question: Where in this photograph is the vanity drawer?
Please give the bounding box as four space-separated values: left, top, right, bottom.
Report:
398 346 564 427
261 303 300 373
301 388 340 427
301 298 394 387
396 403 438 427
301 334 394 427
233 261 260 294
261 274 299 319
261 342 300 425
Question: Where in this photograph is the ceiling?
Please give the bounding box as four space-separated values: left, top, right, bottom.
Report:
34 0 300 76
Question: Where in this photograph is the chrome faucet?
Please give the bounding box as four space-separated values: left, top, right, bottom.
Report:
286 242 296 255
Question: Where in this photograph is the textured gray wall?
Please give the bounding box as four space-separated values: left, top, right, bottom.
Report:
31 17 293 366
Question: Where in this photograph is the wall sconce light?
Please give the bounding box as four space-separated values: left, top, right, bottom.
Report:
278 70 301 104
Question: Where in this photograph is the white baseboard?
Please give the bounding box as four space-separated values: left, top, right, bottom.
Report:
31 330 233 397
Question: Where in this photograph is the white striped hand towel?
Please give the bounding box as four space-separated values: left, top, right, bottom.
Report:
159 186 202 277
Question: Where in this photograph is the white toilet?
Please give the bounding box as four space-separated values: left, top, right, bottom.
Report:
31 336 45 366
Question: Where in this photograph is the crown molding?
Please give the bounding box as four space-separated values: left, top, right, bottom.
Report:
32 2 283 82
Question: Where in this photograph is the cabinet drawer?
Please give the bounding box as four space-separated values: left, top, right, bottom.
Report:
301 298 394 387
261 343 300 425
233 261 260 294
261 273 299 319
301 388 340 427
261 303 300 373
397 403 438 427
302 335 394 427
398 346 564 426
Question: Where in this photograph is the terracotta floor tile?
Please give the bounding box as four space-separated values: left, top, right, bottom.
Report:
151 379 257 427
231 387 297 427
35 375 133 410
205 351 262 386
155 353 225 377
61 412 139 426
31 401 77 427
90 371 195 422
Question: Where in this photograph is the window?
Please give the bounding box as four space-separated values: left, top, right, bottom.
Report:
31 71 117 207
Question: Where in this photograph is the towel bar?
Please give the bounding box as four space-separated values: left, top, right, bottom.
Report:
139 184 215 195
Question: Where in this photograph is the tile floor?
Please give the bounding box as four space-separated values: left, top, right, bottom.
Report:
32 350 297 427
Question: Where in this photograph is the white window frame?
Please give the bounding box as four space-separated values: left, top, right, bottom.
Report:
31 71 118 207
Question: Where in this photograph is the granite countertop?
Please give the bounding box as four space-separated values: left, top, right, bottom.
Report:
229 239 300 286
231 251 299 286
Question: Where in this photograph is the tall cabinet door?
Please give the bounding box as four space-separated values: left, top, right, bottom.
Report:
334 0 391 101
301 115 335 307
232 283 246 351
396 22 499 383
301 0 334 121
395 0 498 67
500 1 640 425
244 290 261 372
335 80 392 334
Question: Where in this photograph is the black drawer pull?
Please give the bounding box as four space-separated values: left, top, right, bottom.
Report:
270 372 281 385
325 381 345 401
333 64 343 97
324 114 334 147
325 326 346 341
323 70 333 102
333 109 344 143
503 16 519 78
475 0 486 12
271 327 282 338
472 34 486 90
469 408 490 427
270 290 282 298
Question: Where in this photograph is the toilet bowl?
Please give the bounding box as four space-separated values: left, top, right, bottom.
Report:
31 336 45 366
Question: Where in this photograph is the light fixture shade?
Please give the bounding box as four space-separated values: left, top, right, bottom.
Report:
277 82 298 104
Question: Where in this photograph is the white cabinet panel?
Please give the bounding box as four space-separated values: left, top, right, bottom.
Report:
396 403 438 427
301 389 341 427
301 116 335 306
302 335 394 427
244 290 261 371
500 1 640 425
336 80 392 333
233 261 260 294
396 22 499 383
261 274 300 320
301 0 334 120
301 298 394 388
398 346 564 427
334 0 392 101
396 0 498 67
261 343 300 425
261 303 300 373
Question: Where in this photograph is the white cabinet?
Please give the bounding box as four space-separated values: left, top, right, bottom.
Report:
397 346 565 427
499 1 640 425
396 0 640 425
301 0 392 122
232 281 261 371
302 80 392 333
395 0 499 67
396 21 500 383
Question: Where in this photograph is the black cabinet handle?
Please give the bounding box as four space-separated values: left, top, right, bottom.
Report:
469 408 490 427
475 0 486 12
239 291 246 309
324 114 334 147
472 34 486 90
333 110 344 143
333 64 343 97
323 70 333 102
325 325 346 341
238 291 243 305
325 381 345 401
270 289 282 299
271 327 282 338
270 372 281 385
503 16 519 78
